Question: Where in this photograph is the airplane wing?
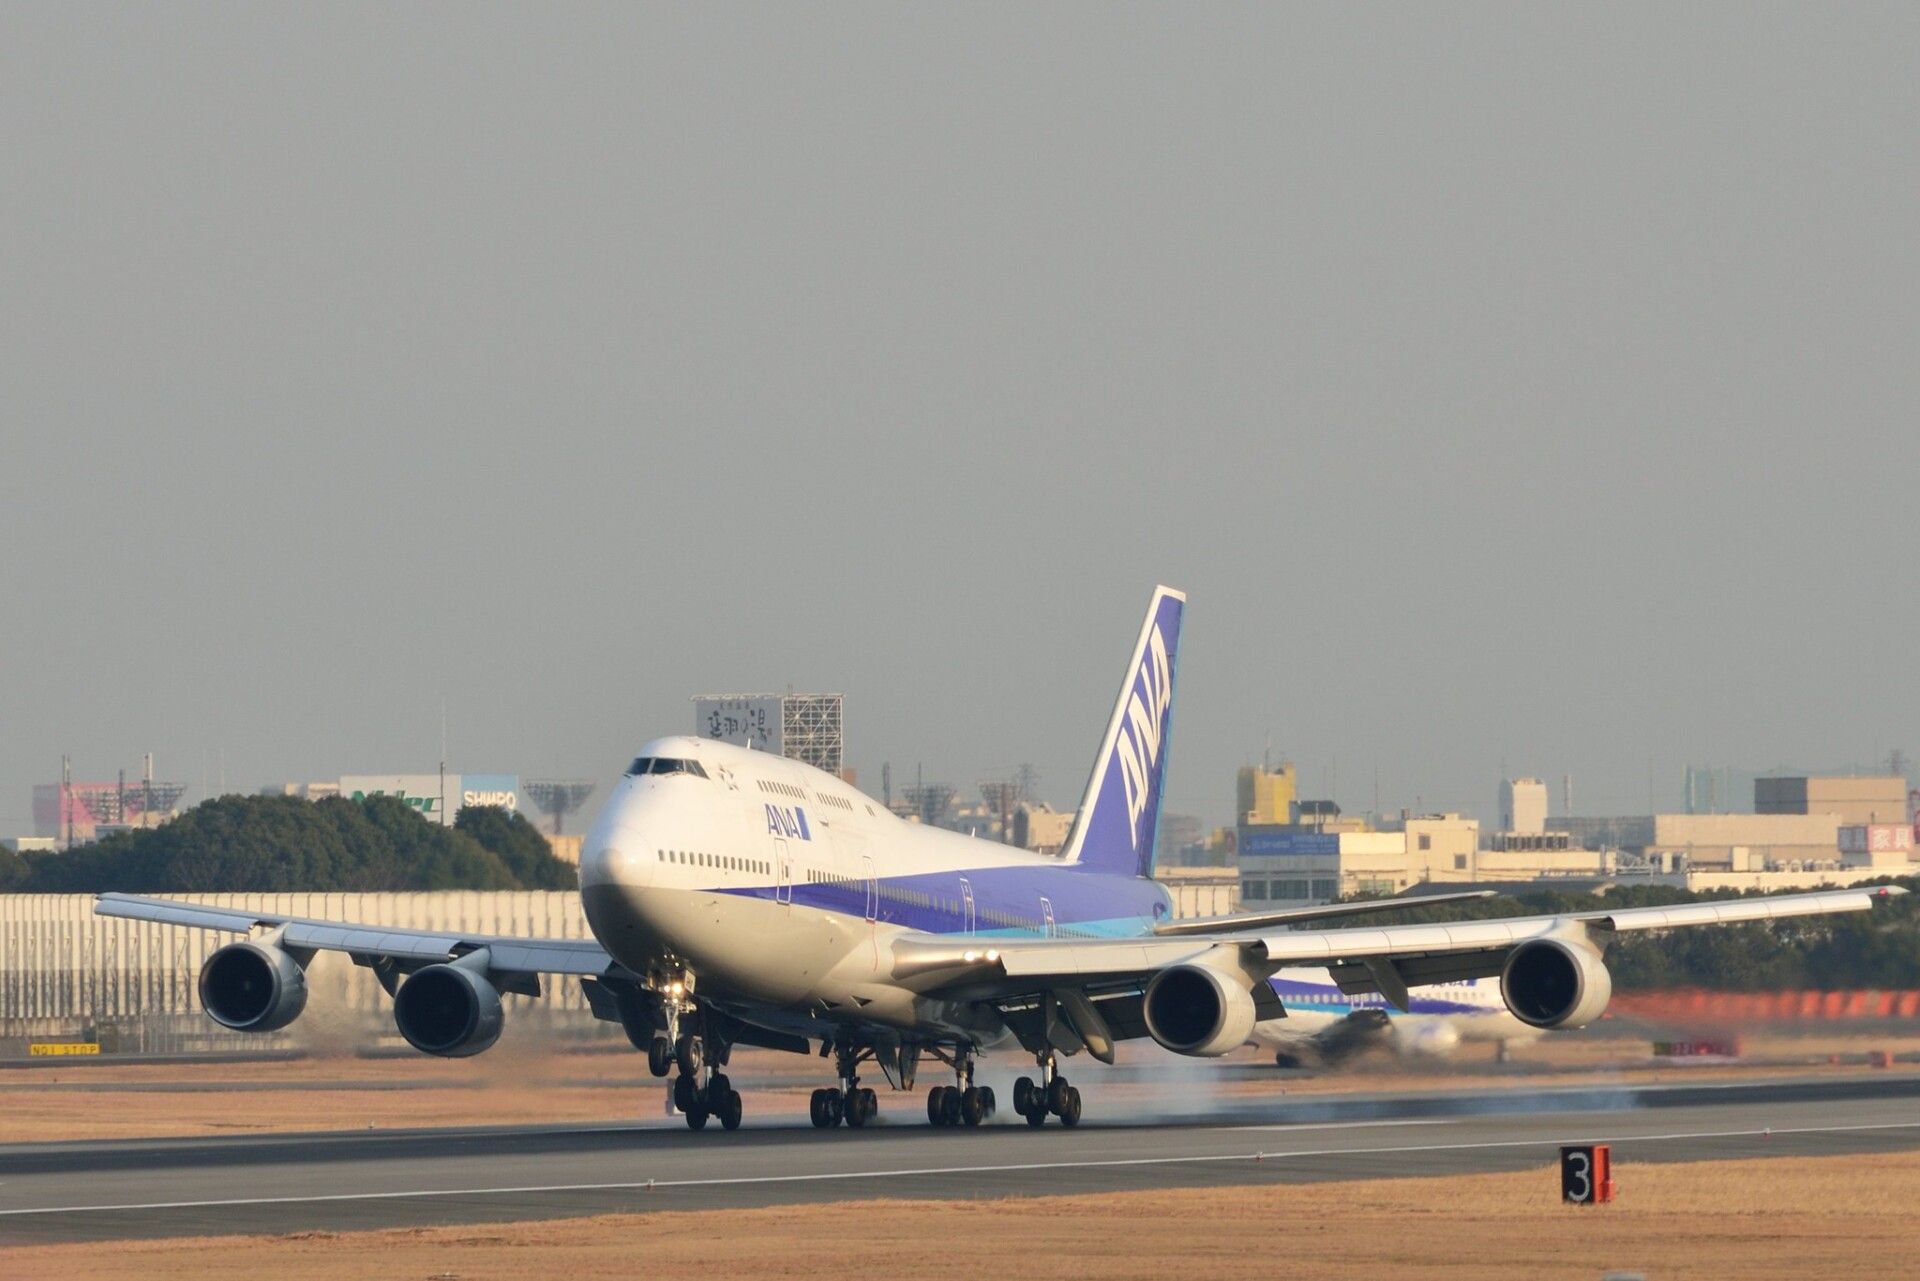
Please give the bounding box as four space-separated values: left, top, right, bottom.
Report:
1151 889 1498 936
94 892 627 996
894 885 1907 1019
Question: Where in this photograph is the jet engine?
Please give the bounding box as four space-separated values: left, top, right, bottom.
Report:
1499 938 1612 1029
1142 963 1259 1057
392 961 505 1057
198 941 309 1033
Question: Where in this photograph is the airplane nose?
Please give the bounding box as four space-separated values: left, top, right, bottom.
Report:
582 838 649 891
579 790 651 891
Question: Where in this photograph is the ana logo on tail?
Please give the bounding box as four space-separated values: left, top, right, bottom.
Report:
1114 624 1172 850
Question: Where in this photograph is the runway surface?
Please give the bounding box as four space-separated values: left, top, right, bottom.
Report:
4 1072 1919 1244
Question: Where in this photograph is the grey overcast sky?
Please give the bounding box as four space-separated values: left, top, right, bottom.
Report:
3 5 1917 837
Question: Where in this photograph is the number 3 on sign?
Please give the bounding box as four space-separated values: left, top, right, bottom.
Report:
1560 1144 1613 1204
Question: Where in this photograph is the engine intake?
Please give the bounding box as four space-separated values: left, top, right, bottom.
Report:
393 962 504 1057
1500 938 1612 1029
198 941 309 1033
1142 963 1259 1057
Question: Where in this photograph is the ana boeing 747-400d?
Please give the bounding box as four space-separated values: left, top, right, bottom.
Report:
96 586 1905 1131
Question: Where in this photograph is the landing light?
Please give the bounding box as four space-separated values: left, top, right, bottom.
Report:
963 950 979 963
985 949 1000 962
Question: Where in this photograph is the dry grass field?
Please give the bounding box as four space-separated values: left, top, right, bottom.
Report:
5 1150 1917 1279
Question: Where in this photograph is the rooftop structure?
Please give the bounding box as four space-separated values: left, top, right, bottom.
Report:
693 693 844 775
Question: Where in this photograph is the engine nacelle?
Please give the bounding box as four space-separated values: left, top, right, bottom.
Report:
1143 963 1260 1057
198 941 309 1033
393 962 505 1057
1500 938 1613 1029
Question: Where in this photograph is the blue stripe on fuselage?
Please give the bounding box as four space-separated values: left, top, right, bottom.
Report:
712 860 1171 938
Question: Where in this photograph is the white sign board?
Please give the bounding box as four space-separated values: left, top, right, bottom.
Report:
694 696 783 754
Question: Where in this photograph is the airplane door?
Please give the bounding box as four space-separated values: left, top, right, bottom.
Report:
1040 896 1056 938
774 838 791 906
960 878 976 935
862 854 878 923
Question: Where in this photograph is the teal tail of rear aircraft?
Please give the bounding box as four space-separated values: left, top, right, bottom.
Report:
1062 584 1185 882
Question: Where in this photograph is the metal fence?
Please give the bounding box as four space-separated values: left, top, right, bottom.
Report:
0 892 609 1053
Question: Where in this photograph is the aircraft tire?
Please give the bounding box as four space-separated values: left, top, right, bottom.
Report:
1012 1077 1034 1115
719 1089 744 1131
1058 1086 1082 1128
824 1087 844 1126
672 1073 698 1112
675 1035 703 1077
810 1089 831 1128
647 1038 673 1078
685 1103 709 1131
846 1089 870 1128
1024 1101 1047 1127
960 1087 986 1127
927 1087 948 1126
1047 1077 1072 1116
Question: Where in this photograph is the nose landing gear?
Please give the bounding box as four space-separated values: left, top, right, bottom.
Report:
658 987 743 1133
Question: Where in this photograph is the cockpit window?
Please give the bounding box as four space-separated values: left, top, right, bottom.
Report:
626 756 708 779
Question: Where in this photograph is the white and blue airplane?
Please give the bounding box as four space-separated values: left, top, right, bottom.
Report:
1253 970 1538 1067
97 586 1903 1131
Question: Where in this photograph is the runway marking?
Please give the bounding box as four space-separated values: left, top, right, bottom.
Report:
1227 1119 1457 1134
5 1119 1919 1219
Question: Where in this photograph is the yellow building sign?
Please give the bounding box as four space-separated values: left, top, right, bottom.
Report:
28 1042 101 1056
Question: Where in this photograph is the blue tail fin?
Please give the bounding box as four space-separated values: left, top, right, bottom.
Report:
1062 585 1186 878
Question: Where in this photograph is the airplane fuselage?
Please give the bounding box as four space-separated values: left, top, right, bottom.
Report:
579 735 1172 1046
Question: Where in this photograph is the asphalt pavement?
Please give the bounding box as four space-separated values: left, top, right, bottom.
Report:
3 1071 1918 1244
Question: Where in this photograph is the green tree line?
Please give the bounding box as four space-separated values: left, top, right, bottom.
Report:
0 794 577 893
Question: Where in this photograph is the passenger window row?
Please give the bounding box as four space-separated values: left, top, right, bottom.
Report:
656 849 768 875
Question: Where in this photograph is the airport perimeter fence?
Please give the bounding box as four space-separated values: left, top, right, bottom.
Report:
0 892 616 1057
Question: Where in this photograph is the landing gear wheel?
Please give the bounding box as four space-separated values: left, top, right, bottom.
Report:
675 1035 704 1077
1024 1100 1048 1127
824 1087 845 1127
647 1037 673 1078
1012 1076 1035 1116
981 1086 997 1116
960 1086 987 1127
684 1103 710 1131
861 1088 878 1123
672 1073 698 1112
927 1086 949 1126
846 1087 874 1128
939 1086 963 1127
810 1089 832 1128
718 1089 744 1131
709 1071 732 1102
1047 1076 1073 1116
1058 1086 1082 1127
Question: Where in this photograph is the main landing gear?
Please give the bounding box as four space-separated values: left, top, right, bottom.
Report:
925 1046 995 1129
811 1040 879 1129
1012 1050 1080 1127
